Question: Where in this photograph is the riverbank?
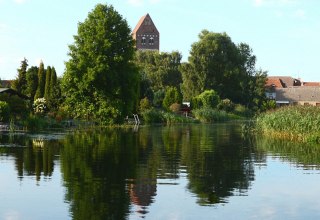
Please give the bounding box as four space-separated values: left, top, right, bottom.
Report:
256 106 320 143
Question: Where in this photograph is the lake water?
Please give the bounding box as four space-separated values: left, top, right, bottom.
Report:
1 123 320 220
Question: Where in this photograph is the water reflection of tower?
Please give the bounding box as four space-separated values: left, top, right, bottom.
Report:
129 178 157 217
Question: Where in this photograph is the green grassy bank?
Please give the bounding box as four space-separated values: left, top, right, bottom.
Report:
256 106 320 143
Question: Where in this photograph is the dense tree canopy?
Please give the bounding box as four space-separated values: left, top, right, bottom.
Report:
62 3 139 124
181 30 267 109
135 50 182 92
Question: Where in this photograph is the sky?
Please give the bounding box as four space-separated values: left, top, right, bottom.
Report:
0 0 319 81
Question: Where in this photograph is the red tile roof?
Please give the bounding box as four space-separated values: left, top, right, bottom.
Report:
303 82 320 86
266 78 284 88
132 14 148 34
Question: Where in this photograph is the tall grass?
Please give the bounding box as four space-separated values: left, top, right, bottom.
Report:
192 107 241 123
141 108 197 124
256 106 320 143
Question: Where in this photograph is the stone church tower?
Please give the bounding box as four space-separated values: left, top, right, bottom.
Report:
132 14 159 51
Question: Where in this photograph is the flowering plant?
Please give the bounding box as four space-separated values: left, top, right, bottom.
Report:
33 98 47 114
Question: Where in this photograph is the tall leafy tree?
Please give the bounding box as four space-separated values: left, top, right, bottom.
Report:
34 61 46 100
181 30 241 101
62 3 139 124
26 66 39 100
135 50 182 91
12 58 28 94
44 66 52 99
181 30 265 109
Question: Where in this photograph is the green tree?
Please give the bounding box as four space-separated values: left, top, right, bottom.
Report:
0 94 28 119
162 87 182 110
135 50 182 92
62 4 139 124
47 67 61 111
191 90 220 109
49 67 57 99
198 90 220 108
12 58 28 94
0 101 10 122
26 66 39 100
181 30 262 107
249 69 268 111
44 66 52 100
34 61 46 100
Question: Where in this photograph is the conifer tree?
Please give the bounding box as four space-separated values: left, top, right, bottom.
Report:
44 66 52 99
50 67 57 97
26 66 39 100
34 61 46 100
12 58 28 94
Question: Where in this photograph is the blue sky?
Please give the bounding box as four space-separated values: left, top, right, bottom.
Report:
1 0 319 81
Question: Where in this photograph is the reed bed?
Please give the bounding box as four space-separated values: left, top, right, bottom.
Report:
256 106 320 143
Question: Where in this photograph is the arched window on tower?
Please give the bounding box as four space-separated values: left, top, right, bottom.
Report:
141 37 146 45
149 37 154 45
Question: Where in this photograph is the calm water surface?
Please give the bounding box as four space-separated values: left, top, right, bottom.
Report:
1 123 320 220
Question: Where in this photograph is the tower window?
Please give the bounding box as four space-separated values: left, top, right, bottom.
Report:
149 37 154 45
141 37 146 45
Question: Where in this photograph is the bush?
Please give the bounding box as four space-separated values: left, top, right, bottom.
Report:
141 108 164 124
23 114 49 132
217 99 235 112
0 94 28 119
141 108 196 124
162 87 182 110
33 98 48 115
261 99 276 111
169 103 181 113
192 107 229 123
153 89 165 108
0 101 10 122
163 111 197 124
191 90 220 109
139 97 152 113
191 96 202 109
234 104 252 117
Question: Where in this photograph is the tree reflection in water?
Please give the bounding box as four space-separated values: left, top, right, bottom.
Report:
256 136 320 169
0 133 60 182
0 123 267 219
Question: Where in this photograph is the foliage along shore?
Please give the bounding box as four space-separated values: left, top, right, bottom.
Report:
1 3 274 128
255 105 320 144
